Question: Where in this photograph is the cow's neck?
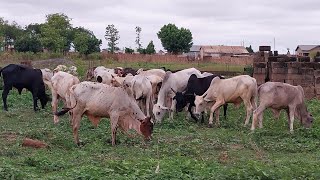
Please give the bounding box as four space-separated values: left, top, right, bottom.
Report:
119 115 142 136
157 85 168 106
130 100 147 120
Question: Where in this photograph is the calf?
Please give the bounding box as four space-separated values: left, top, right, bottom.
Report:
251 82 313 132
0 64 49 111
56 82 153 146
195 75 257 127
51 71 80 124
174 74 228 122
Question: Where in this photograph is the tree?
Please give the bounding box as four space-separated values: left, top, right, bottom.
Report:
0 19 23 51
125 47 134 54
105 24 120 53
246 45 254 53
73 27 102 55
135 26 142 51
15 23 43 53
40 13 73 52
157 23 193 54
145 40 156 54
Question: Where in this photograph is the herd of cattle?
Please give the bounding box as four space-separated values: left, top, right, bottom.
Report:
0 64 314 146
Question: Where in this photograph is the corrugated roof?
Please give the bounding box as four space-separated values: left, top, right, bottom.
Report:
189 45 202 52
201 45 249 54
295 45 319 51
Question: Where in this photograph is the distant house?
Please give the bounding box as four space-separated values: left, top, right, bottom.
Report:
157 50 166 55
200 45 249 59
183 45 202 59
295 45 320 57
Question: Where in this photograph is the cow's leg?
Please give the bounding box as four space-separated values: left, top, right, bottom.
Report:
110 114 119 146
243 99 253 126
223 104 228 119
2 86 11 111
208 101 223 128
214 106 221 127
146 96 151 117
251 105 266 131
271 109 281 120
169 99 176 120
188 104 198 122
51 90 60 124
288 106 295 132
72 112 82 146
31 87 39 111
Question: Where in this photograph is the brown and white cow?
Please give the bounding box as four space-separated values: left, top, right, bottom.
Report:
55 81 153 146
195 75 257 127
251 82 313 132
51 71 80 124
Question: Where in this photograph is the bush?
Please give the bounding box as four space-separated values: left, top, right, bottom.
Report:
243 65 253 76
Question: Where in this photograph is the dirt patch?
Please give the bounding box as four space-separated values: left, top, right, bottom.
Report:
0 132 17 142
32 58 75 69
229 144 244 150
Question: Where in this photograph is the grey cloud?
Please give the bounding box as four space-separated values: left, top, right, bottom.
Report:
0 0 319 53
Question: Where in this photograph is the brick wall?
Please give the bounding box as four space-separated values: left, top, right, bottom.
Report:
101 53 253 66
253 61 320 99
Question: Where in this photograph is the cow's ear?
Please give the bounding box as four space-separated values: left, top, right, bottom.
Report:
204 97 213 102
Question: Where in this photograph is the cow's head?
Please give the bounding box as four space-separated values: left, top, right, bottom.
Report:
194 93 211 114
297 104 314 129
153 103 169 123
140 117 154 141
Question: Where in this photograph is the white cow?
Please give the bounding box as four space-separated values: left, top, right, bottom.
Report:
55 82 154 146
195 75 257 127
41 68 54 90
137 68 166 79
152 68 203 122
51 71 80 124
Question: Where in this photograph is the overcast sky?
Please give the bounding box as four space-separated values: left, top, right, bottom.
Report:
1 0 319 54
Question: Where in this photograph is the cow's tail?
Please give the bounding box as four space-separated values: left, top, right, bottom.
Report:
55 86 77 116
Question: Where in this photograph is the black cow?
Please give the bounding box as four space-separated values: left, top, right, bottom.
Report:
173 74 228 122
0 64 49 111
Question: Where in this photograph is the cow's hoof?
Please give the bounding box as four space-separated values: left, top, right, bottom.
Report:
3 108 8 111
76 141 85 147
208 124 213 128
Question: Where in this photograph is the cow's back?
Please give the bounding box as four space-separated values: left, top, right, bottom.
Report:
258 82 302 108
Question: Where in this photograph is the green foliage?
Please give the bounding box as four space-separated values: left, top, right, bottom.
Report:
40 13 73 53
105 24 120 53
15 35 42 53
0 18 24 50
0 87 320 179
73 27 102 55
145 40 156 54
157 23 193 54
125 47 134 54
243 65 254 76
246 45 254 53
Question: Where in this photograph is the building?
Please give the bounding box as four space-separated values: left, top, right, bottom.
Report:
183 45 202 59
200 45 249 59
295 45 320 57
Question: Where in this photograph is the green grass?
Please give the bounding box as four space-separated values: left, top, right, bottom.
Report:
0 89 320 179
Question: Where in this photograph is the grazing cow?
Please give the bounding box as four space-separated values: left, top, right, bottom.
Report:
55 82 153 146
137 68 166 79
153 68 203 122
251 82 313 132
53 65 68 73
41 68 54 90
173 74 228 122
130 75 154 117
195 75 257 127
0 64 49 111
122 67 137 77
67 66 78 76
146 75 163 103
86 66 97 80
51 71 80 124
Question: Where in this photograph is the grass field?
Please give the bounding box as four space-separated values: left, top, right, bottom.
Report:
0 89 320 179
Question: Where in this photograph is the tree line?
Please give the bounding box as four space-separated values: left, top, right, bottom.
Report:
0 13 197 55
